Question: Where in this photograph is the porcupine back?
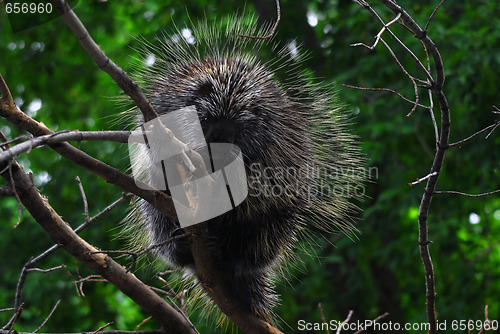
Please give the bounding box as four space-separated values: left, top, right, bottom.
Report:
122 15 365 323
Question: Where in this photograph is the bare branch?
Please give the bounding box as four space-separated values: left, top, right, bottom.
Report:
424 0 446 33
0 130 132 164
0 75 178 221
0 74 16 111
76 176 90 222
351 13 401 49
88 232 192 272
149 283 197 333
317 303 330 334
427 90 439 143
352 2 453 332
0 134 31 149
380 0 446 88
351 1 433 82
0 308 14 313
31 193 131 265
433 190 500 197
342 84 429 110
408 172 439 186
0 159 196 333
353 312 390 334
27 265 67 273
93 321 113 334
378 38 420 116
449 121 499 147
33 299 61 333
49 1 157 122
1 303 23 331
477 305 492 334
486 106 500 139
0 330 163 334
73 275 108 297
8 193 130 315
378 3 451 333
239 0 280 40
336 310 353 334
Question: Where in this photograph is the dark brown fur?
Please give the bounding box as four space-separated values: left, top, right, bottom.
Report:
124 16 365 321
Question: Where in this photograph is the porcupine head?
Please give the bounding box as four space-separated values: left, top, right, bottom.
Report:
122 14 365 327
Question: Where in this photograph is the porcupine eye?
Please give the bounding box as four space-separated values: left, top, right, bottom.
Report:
193 81 239 144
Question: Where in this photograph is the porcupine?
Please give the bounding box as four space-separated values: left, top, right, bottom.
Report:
124 16 365 322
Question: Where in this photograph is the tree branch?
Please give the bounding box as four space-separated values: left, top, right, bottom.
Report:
9 192 130 317
49 0 158 123
0 331 164 334
0 74 178 222
0 159 196 333
351 1 453 332
239 0 280 39
0 130 132 164
449 121 499 147
33 300 61 333
433 190 500 197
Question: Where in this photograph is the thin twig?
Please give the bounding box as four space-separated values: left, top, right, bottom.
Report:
378 38 421 116
27 265 67 273
0 135 31 149
425 0 446 33
477 305 491 334
33 299 61 333
336 310 353 334
408 172 439 186
149 286 175 298
88 232 191 272
50 0 158 122
485 122 500 140
433 190 500 197
449 121 499 147
351 12 401 50
76 176 90 222
428 89 439 143
148 283 198 333
0 308 14 313
353 312 390 334
0 130 132 164
73 275 108 297
353 2 453 333
2 303 23 331
0 330 163 334
342 84 429 110
239 0 280 39
92 322 113 334
134 317 152 331
156 276 178 299
8 193 130 318
352 1 433 82
318 303 330 334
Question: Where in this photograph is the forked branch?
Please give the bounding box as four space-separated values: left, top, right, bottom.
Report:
350 1 453 332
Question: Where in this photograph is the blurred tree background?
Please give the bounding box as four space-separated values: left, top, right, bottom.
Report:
1 0 499 332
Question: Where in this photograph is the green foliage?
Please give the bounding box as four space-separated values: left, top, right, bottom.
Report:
1 0 499 332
